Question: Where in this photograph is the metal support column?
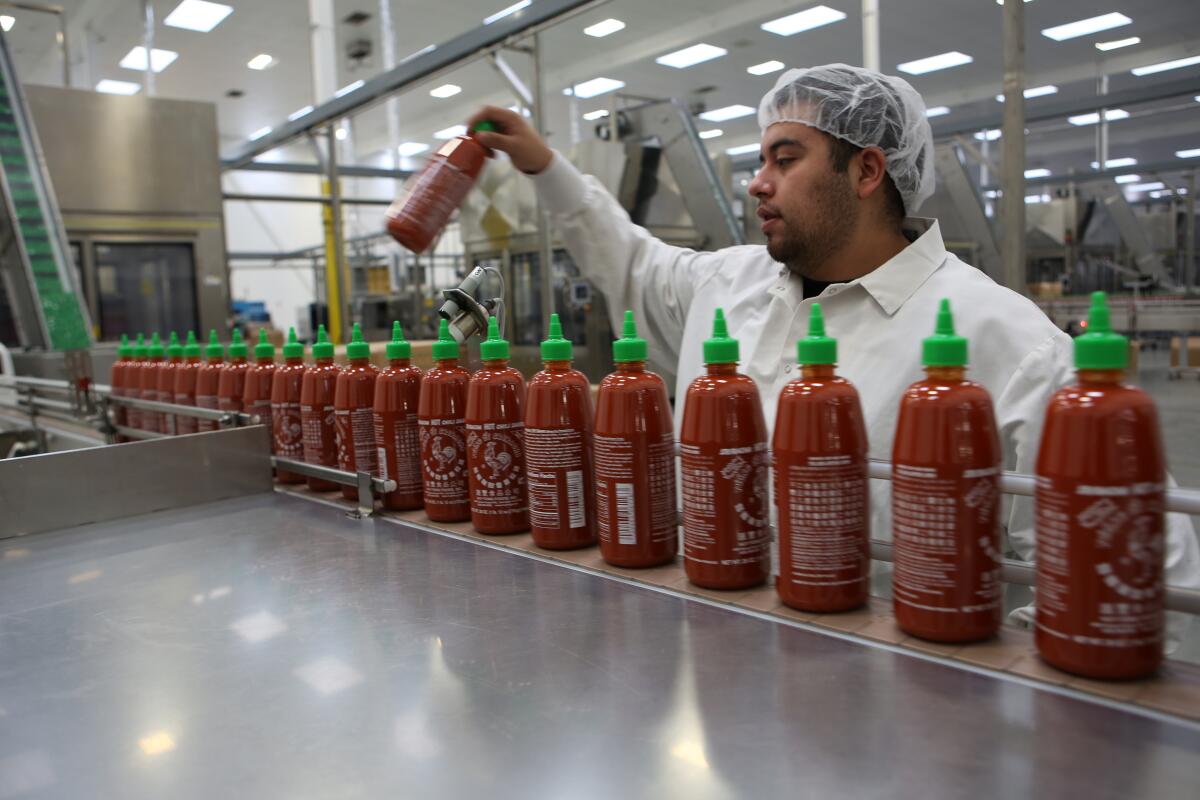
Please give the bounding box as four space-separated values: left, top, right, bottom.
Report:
532 32 555 339
140 0 154 95
1187 170 1197 290
861 0 880 72
378 0 401 170
325 127 349 344
1096 74 1110 172
1000 0 1026 293
307 0 338 102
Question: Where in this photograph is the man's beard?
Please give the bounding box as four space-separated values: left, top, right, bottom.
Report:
765 172 858 279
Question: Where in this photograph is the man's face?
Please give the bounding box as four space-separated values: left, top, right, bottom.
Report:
746 122 858 278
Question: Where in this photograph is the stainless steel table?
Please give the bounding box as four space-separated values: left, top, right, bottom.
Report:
1 492 1198 799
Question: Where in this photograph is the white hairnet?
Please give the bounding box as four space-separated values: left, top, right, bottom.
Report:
757 63 936 213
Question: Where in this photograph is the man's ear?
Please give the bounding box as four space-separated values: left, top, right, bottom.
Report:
855 146 889 201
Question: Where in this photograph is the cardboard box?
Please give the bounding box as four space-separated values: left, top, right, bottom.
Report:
331 339 456 371
1027 282 1063 299
1170 336 1200 368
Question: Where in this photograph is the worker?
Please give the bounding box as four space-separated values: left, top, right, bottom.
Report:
466 63 1199 624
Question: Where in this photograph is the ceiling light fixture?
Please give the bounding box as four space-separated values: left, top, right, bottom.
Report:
246 53 276 71
925 106 951 117
974 129 1002 141
0 15 14 32
1041 13 1131 42
1068 108 1129 125
1124 182 1164 192
396 142 429 157
1024 168 1051 179
120 46 179 73
584 18 625 38
1131 55 1200 76
897 51 973 75
1177 148 1200 159
747 60 785 76
1114 174 1141 183
656 43 727 69
760 6 846 36
581 109 609 121
1096 36 1140 51
429 84 462 99
483 1 530 26
164 0 232 32
699 129 724 139
726 143 760 156
699 104 756 122
95 79 141 95
1091 157 1137 168
567 77 624 99
996 84 1058 102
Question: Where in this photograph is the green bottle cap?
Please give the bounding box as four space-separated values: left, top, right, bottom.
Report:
479 316 510 361
165 331 183 359
702 308 739 364
204 329 225 359
182 330 202 358
473 120 496 133
282 327 305 359
922 298 968 367
540 313 572 361
431 319 460 361
612 310 647 363
1075 291 1127 370
312 325 334 359
253 328 276 360
147 332 165 359
345 323 369 360
117 333 132 358
132 333 147 358
386 321 412 360
228 329 248 359
797 303 837 365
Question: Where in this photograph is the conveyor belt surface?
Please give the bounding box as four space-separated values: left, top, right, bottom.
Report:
1 493 1197 799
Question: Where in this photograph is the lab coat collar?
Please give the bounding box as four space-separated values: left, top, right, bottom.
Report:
855 217 948 316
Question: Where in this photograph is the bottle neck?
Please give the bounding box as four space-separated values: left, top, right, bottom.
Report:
615 361 645 373
925 365 965 381
206 357 223 365
542 360 571 371
256 356 274 365
229 356 247 364
148 356 163 362
1078 368 1124 385
705 362 737 375
168 356 181 363
285 356 303 365
482 358 508 369
389 358 411 368
348 357 368 366
314 356 333 365
435 357 459 368
801 364 836 379
186 357 200 364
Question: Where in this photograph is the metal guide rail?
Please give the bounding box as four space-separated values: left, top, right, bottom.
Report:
2 370 1199 616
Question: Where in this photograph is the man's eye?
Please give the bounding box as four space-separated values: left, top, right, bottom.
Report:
776 157 795 167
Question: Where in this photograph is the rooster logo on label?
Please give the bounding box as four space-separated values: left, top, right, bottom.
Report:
722 452 769 528
421 427 465 480
468 431 523 490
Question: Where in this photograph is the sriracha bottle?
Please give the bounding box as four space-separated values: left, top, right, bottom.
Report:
195 331 225 433
271 328 307 484
524 313 597 550
373 321 424 511
110 334 134 439
139 333 166 433
173 331 204 435
158 332 184 435
1035 292 1165 680
217 330 250 421
594 311 678 568
419 320 471 522
300 325 341 491
774 304 870 612
680 308 769 589
334 323 379 501
125 333 147 433
243 329 277 444
466 317 529 534
386 121 496 253
892 299 1003 643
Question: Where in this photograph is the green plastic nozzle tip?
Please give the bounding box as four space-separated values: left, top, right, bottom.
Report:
703 308 739 364
204 329 224 359
147 332 165 358
1075 290 1127 370
311 324 333 359
117 333 132 358
182 330 202 358
345 322 370 360
922 298 968 367
473 120 496 133
228 329 248 358
282 327 305 359
479 316 510 361
166 331 182 359
797 303 837 365
613 309 647 363
386 320 412 360
541 312 572 361
431 318 458 360
253 328 276 360
132 333 147 358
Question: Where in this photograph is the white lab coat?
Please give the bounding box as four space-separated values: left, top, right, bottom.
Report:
531 151 1200 601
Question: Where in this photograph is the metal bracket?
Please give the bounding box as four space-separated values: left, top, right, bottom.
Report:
348 470 376 519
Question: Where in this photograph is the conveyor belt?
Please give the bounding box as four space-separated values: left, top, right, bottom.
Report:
1 492 1197 799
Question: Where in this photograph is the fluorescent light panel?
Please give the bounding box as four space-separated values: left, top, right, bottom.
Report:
95 79 141 95
925 106 951 117
747 60 784 76
1096 36 1140 51
1124 182 1164 192
163 0 232 32
1131 55 1200 76
569 77 624 99
761 6 846 36
581 109 609 121
247 53 275 70
699 104 755 122
726 143 760 156
897 51 972 75
429 84 462 99
287 105 313 121
1042 13 1131 42
1068 109 1129 125
1115 174 1141 183
1177 148 1200 159
996 84 1058 101
584 18 625 38
656 43 726 69
397 142 429 157
483 1 530 26
434 124 467 139
1025 168 1051 179
1091 157 1137 168
120 47 179 73
0 15 14 32
699 129 723 139
974 129 1002 141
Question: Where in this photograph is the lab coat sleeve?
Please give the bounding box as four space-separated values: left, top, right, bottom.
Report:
530 151 721 369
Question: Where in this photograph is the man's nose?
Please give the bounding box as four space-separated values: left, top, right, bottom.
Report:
747 172 771 199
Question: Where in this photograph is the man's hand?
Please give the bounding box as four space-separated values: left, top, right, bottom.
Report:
466 105 554 175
